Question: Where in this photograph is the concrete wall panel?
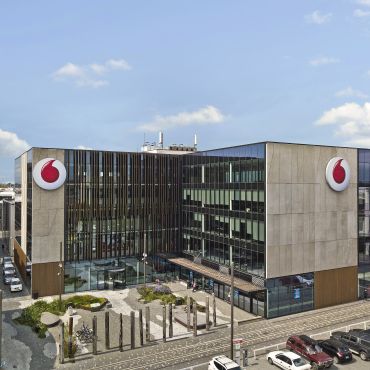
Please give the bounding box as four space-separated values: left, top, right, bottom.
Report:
266 143 358 279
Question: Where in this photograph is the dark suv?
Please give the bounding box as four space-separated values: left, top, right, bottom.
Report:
318 338 352 364
286 335 333 369
331 330 370 361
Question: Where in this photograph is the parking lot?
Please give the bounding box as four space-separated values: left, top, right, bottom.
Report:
0 247 30 299
180 353 370 370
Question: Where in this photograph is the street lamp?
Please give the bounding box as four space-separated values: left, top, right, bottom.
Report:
230 261 234 361
58 241 63 309
142 232 148 287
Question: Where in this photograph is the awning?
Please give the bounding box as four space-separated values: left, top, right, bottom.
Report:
168 257 263 294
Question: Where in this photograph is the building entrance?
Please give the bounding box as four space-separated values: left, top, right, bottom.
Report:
97 268 126 290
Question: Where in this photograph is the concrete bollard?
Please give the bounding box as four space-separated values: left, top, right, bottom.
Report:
130 311 135 349
59 322 64 364
187 295 191 332
119 313 123 352
169 304 173 338
193 302 197 337
206 296 210 331
213 293 217 327
162 305 167 342
105 311 110 349
139 309 144 346
92 315 98 355
145 306 150 342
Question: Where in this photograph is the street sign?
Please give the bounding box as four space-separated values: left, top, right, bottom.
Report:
209 279 214 287
293 287 301 300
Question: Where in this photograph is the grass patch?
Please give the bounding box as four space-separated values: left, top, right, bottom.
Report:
14 295 107 338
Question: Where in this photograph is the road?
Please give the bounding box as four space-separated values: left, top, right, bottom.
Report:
60 300 370 370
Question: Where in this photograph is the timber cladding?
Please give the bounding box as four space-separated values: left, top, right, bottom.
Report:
32 262 63 297
14 239 27 280
314 266 357 309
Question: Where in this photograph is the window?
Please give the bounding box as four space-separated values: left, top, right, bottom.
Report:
214 361 225 370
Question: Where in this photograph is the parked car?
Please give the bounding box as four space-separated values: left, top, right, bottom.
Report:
318 338 352 364
266 350 311 369
3 264 15 275
10 277 22 292
331 330 370 361
286 335 333 369
3 270 16 284
208 355 241 370
2 256 12 266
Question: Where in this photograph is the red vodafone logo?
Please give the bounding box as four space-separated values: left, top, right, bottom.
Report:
33 158 66 190
325 157 350 192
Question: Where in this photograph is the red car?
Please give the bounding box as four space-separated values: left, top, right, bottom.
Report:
286 335 333 369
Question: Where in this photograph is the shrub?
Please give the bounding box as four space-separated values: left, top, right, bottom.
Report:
153 284 171 294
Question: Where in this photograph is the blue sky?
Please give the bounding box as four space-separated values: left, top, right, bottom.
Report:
1 0 370 181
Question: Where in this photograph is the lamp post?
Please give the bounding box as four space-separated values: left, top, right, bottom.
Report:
58 241 63 309
230 261 234 361
142 232 147 287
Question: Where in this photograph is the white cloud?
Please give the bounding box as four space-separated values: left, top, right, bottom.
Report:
0 129 30 157
315 102 370 146
357 0 370 7
76 145 93 150
138 105 226 132
354 8 370 17
335 86 368 99
52 58 131 88
106 59 131 71
309 56 340 66
305 10 332 24
53 63 85 78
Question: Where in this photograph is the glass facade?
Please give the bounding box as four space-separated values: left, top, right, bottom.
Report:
14 156 21 247
63 149 182 292
266 273 314 318
358 149 370 297
182 143 265 277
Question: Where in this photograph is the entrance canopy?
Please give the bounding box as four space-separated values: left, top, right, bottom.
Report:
168 257 263 294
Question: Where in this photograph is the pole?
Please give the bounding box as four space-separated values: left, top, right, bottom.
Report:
139 309 144 346
145 306 150 342
213 293 216 327
206 296 210 331
92 315 97 355
59 322 64 364
169 304 173 338
59 242 63 309
68 316 74 361
143 233 147 287
230 262 234 361
130 311 135 349
105 311 110 349
162 305 166 342
193 301 197 337
119 313 123 352
186 295 191 331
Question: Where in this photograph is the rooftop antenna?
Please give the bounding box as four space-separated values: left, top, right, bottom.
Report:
194 133 197 149
159 131 164 148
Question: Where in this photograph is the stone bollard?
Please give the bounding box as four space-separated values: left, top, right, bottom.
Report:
206 296 210 331
105 311 110 349
59 322 64 364
145 306 150 342
169 304 173 338
119 313 123 352
130 311 135 349
139 309 144 346
92 315 98 355
187 295 191 332
162 305 166 342
193 301 197 337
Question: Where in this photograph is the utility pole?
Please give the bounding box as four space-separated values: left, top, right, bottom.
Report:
230 262 234 361
58 242 63 309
